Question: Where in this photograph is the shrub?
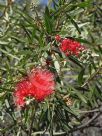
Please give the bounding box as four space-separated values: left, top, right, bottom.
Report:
0 0 102 135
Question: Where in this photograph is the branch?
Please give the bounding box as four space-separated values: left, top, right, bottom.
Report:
69 112 101 133
32 131 66 136
78 108 100 114
81 65 102 87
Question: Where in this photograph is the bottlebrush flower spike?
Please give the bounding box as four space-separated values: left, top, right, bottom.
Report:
29 68 55 101
14 77 34 107
60 38 85 56
14 68 55 107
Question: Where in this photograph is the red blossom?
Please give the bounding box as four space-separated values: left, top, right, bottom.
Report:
14 69 55 107
55 35 61 42
29 69 55 101
60 38 85 56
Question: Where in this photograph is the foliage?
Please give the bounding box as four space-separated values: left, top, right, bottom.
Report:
0 0 102 135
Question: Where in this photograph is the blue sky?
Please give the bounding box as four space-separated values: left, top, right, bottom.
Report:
40 0 48 5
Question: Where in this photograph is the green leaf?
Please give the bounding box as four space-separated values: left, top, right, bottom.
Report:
44 6 53 34
0 41 9 45
78 68 85 85
77 0 92 8
0 48 20 60
66 14 81 34
69 56 83 68
69 85 87 103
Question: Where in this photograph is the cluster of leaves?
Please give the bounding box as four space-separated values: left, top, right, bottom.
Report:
0 0 102 135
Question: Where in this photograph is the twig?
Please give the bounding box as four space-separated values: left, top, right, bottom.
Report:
70 112 101 133
78 109 100 114
32 131 66 136
0 0 13 18
81 65 102 87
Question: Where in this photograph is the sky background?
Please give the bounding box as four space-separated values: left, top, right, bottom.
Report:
0 0 48 5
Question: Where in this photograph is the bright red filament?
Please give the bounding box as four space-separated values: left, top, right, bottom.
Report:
14 69 55 107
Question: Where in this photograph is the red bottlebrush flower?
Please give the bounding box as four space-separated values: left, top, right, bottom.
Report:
29 69 55 101
14 69 55 107
55 35 61 42
14 77 34 106
60 38 84 56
